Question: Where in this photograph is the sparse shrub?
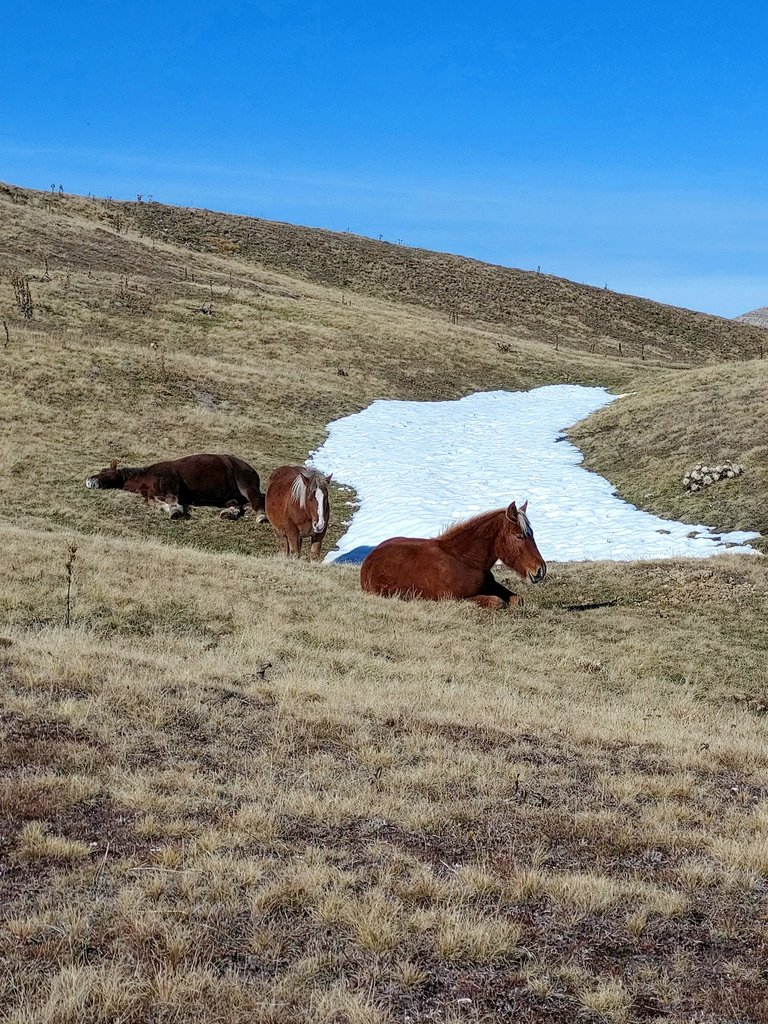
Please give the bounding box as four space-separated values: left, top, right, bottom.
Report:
112 275 155 315
11 271 33 318
64 542 77 627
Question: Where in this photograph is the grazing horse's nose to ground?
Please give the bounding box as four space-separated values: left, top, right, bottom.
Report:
529 564 547 584
85 477 98 489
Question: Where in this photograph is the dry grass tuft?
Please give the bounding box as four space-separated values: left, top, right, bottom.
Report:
578 978 633 1022
15 822 91 862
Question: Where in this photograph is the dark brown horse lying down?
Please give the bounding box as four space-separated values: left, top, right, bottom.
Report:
360 501 546 609
85 454 267 522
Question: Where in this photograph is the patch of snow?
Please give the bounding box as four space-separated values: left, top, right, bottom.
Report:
309 386 760 563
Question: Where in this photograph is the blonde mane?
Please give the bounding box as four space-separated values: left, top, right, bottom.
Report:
290 467 329 508
514 508 532 538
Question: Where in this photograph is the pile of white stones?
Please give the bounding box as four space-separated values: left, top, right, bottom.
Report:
683 461 744 492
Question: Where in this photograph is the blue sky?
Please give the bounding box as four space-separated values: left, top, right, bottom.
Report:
2 1 767 316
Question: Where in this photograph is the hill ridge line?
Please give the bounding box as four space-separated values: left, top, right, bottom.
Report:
1 179 764 364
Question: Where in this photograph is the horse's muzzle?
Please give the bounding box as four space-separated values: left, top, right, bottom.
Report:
85 477 99 489
528 564 547 584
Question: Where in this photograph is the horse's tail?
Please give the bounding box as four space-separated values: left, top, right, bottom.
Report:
231 459 267 521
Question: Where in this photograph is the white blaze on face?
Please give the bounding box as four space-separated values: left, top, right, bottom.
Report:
313 485 326 533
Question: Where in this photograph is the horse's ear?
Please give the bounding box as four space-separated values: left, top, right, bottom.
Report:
326 472 333 484
506 501 517 519
520 500 528 514
109 459 119 470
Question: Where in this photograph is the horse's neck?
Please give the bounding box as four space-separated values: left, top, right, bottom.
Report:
437 512 502 570
121 467 147 490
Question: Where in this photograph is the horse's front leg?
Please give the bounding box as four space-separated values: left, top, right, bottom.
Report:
485 572 523 606
310 533 325 561
164 493 186 520
469 574 523 610
220 500 244 521
469 594 509 610
286 524 302 557
274 531 289 556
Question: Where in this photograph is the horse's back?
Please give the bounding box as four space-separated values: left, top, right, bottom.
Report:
167 453 236 475
154 454 246 503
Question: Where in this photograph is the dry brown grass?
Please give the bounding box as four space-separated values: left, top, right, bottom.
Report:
1 182 768 1023
571 360 768 549
5 180 764 364
2 527 768 1022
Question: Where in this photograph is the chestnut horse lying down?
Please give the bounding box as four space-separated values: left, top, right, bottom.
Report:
85 453 267 522
266 465 332 560
360 500 546 609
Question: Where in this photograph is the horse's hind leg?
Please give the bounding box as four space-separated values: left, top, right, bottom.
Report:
237 477 268 524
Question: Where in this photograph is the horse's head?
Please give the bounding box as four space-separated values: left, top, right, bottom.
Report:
306 472 332 534
496 501 546 583
85 459 123 489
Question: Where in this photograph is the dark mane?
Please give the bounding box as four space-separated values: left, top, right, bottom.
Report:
116 465 149 481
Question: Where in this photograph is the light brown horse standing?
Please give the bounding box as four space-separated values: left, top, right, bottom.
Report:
265 465 332 560
360 501 546 609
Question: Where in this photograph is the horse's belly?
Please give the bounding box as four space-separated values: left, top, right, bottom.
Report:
179 474 233 506
361 540 477 599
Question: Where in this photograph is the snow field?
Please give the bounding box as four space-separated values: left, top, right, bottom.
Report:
309 386 759 563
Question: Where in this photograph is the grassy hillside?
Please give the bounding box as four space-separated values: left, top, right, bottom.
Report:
4 180 767 366
571 361 768 545
0 182 636 555
3 528 768 1023
1 183 767 1023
